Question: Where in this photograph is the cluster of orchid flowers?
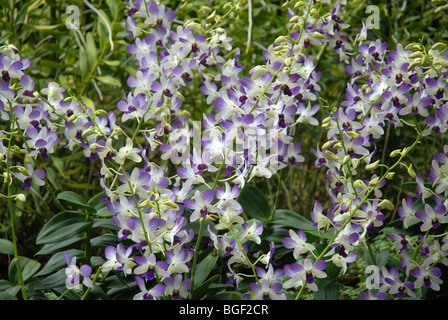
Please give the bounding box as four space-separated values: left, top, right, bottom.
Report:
1 0 448 300
307 5 448 300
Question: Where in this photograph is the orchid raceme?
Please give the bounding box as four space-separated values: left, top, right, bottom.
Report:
1 0 448 301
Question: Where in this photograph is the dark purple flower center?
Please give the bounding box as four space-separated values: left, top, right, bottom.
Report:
424 277 432 288
289 156 298 165
432 218 441 229
278 114 287 128
342 122 351 131
126 106 136 114
105 150 115 161
223 246 233 257
181 72 192 82
306 271 314 284
23 90 34 98
144 269 156 281
39 147 49 160
119 229 132 241
433 126 441 134
281 84 292 96
22 177 32 190
239 95 248 104
397 286 405 298
304 38 311 49
76 129 82 140
372 52 381 61
336 244 348 257
200 207 208 218
392 97 401 108
171 291 180 300
196 164 207 174
30 120 40 130
334 40 342 50
1 70 10 82
143 293 153 300
294 93 304 102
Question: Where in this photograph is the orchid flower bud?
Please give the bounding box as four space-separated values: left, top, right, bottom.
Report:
14 194 26 202
377 199 395 211
366 160 380 171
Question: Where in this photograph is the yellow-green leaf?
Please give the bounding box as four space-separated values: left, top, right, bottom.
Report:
86 32 98 70
96 75 121 87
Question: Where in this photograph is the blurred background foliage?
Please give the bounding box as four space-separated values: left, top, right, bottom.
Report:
1 0 448 294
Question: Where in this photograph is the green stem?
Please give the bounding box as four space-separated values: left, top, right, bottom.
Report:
131 100 154 141
188 217 206 299
294 282 306 300
81 267 102 300
269 170 284 222
6 123 27 300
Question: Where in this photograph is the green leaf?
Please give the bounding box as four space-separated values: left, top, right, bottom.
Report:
91 256 106 267
95 75 122 87
87 191 107 209
92 218 119 231
192 274 221 300
193 254 219 286
79 48 88 81
106 0 118 19
57 191 95 213
0 292 17 300
35 236 86 255
270 209 315 231
97 18 108 50
101 59 120 66
34 269 67 291
96 206 116 217
51 156 67 180
0 239 14 255
40 59 71 69
90 234 117 248
0 280 20 300
35 250 84 277
36 211 92 245
81 95 95 112
86 32 98 70
8 257 41 284
0 32 13 44
45 167 62 191
89 192 115 217
237 185 271 221
364 250 389 269
313 283 341 300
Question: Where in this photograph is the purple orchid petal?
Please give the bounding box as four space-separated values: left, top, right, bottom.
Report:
202 189 214 203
